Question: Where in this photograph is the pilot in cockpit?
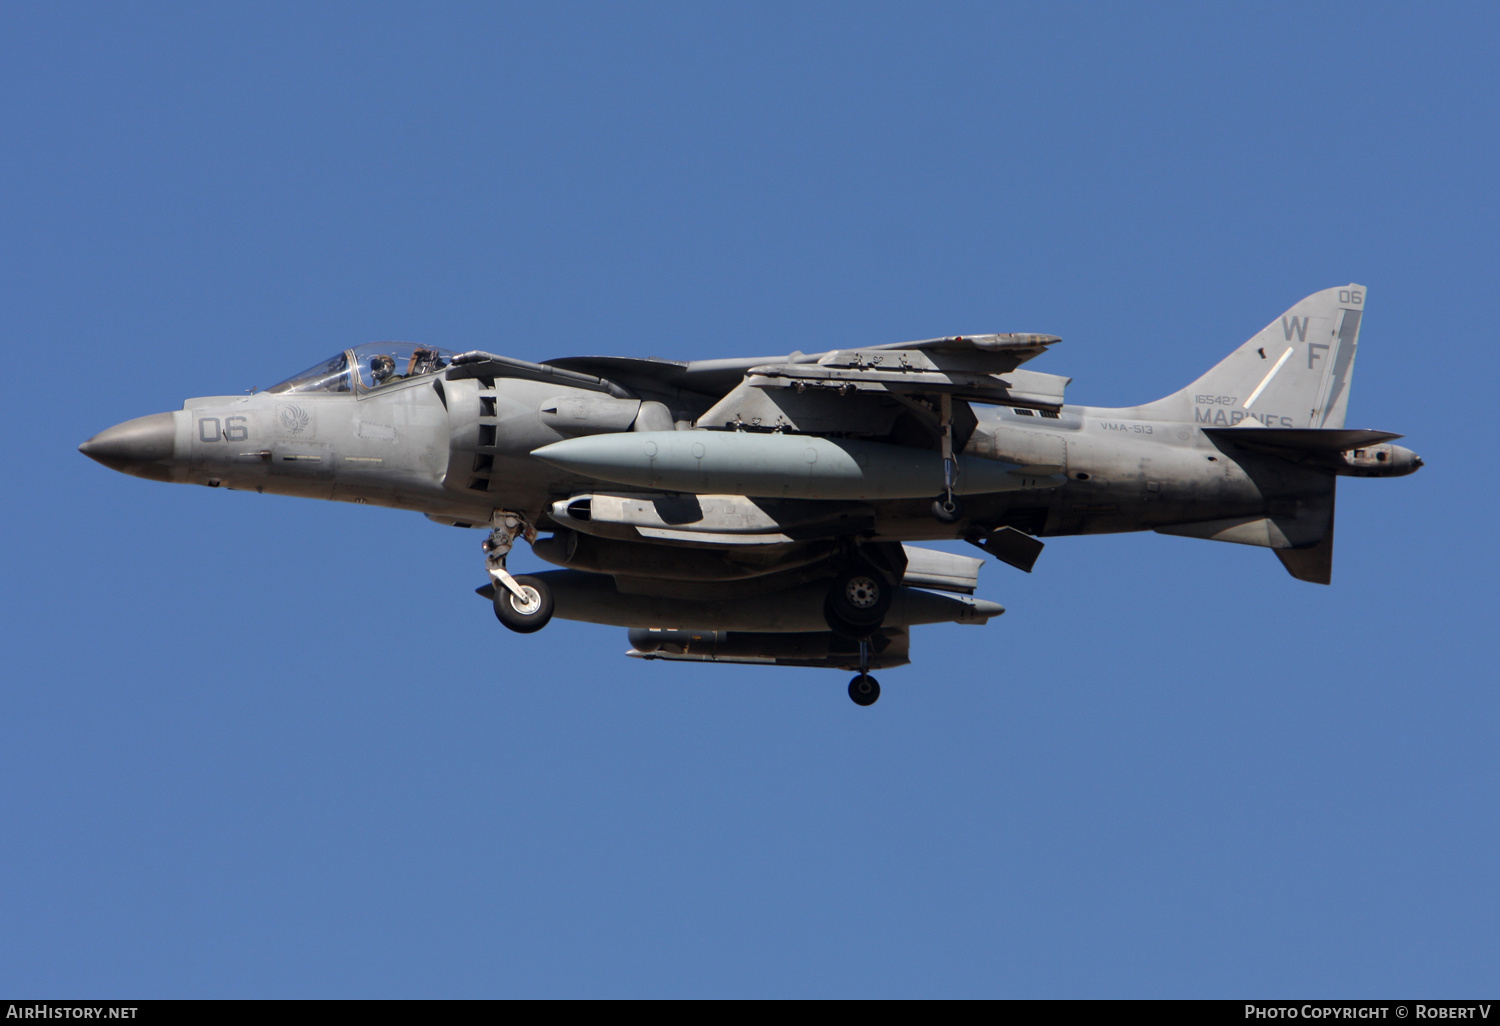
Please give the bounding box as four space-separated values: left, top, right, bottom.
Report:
369 354 398 386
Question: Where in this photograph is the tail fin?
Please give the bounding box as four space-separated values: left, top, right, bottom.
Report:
1139 285 1366 428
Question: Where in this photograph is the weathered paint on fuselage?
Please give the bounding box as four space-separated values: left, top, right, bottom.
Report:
948 402 1312 542
172 378 473 515
167 375 634 526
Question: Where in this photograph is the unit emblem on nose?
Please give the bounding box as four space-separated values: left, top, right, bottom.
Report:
278 405 310 434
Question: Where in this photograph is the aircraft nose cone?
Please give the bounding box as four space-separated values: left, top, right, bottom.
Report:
80 412 178 479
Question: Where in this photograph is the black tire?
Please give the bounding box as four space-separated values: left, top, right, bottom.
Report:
848 674 881 706
824 601 879 641
493 575 554 633
824 564 893 635
931 496 964 523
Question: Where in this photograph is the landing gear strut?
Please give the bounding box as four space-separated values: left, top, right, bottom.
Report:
848 637 880 706
485 512 553 633
931 393 964 524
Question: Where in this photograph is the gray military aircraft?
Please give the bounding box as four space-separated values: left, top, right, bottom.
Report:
81 284 1419 705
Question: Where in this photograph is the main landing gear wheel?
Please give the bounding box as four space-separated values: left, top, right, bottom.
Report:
493 575 554 633
849 674 881 706
823 564 893 639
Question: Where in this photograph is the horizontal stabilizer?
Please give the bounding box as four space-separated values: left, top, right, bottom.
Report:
1204 427 1401 452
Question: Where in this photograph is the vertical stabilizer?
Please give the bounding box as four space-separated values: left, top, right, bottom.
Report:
1139 285 1366 429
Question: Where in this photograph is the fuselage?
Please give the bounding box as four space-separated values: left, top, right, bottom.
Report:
83 373 1406 547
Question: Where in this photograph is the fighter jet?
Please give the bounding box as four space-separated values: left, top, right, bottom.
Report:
81 284 1419 705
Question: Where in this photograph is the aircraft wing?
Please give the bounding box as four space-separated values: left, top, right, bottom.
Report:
544 333 1065 407
544 335 1068 442
863 331 1060 365
541 355 750 400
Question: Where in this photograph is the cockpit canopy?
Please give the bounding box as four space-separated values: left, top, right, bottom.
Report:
268 343 458 395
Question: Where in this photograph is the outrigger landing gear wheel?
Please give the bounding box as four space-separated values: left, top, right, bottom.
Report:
848 674 881 706
931 496 964 523
823 564 893 638
493 575 554 633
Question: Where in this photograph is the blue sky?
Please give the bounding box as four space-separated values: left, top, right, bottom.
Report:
2 2 1497 997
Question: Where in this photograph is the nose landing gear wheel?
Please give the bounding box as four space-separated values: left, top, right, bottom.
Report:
848 674 881 706
493 575 554 633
